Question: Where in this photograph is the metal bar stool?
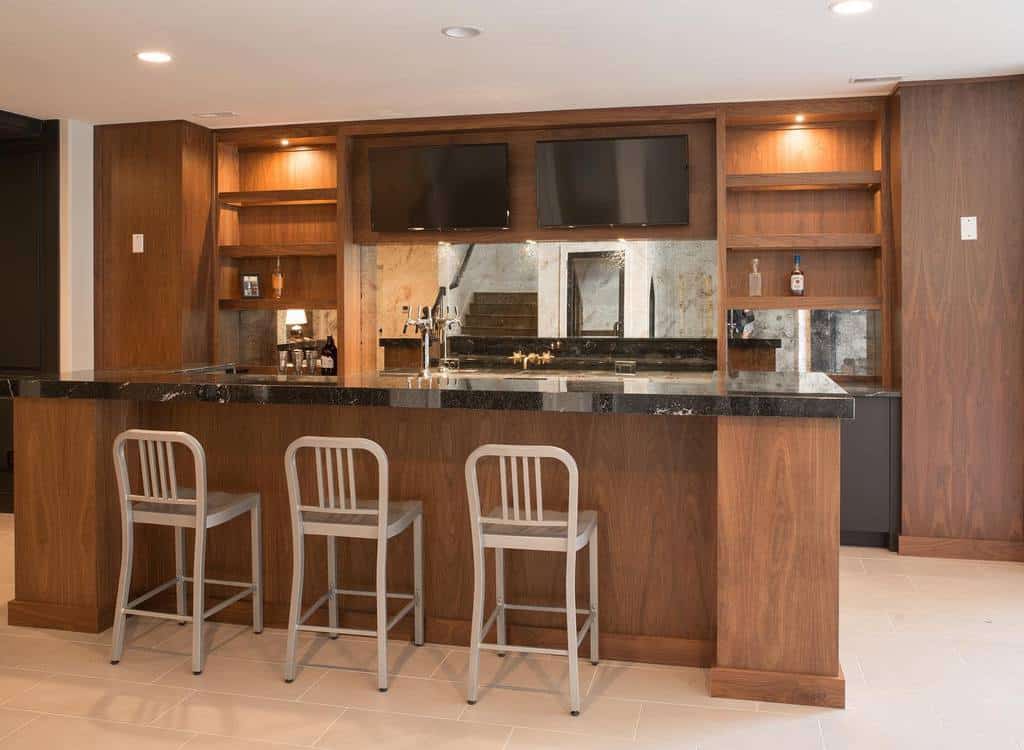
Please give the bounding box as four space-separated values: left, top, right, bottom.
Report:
283 436 424 691
110 429 263 675
464 444 599 716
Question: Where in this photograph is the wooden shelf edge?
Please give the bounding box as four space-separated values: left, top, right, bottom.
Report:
219 298 338 311
726 296 882 310
727 233 882 250
218 188 338 207
219 243 338 258
726 171 881 192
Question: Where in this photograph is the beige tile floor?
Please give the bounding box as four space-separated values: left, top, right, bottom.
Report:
0 513 1021 748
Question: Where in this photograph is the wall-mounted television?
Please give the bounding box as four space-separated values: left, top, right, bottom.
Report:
369 143 509 232
535 135 689 228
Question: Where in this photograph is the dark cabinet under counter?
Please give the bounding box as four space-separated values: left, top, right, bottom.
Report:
840 390 901 550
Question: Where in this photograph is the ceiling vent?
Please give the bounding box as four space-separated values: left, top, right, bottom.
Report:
849 75 903 85
193 112 240 119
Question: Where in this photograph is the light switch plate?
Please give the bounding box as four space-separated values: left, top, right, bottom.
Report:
960 216 977 241
132 233 145 253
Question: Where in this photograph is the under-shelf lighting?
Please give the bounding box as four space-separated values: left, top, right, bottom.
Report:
280 139 290 147
136 51 172 64
828 0 874 15
794 114 806 123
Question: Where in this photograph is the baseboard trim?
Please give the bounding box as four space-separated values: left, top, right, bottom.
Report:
6 594 714 668
708 665 845 709
7 599 111 633
899 535 1024 563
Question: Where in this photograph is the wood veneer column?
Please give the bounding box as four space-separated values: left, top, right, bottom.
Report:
711 416 844 708
8 398 139 632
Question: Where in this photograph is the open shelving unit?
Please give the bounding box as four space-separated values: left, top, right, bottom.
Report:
213 132 340 367
718 101 894 386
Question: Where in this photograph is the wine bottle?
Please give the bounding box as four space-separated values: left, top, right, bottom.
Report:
319 335 338 376
789 254 805 296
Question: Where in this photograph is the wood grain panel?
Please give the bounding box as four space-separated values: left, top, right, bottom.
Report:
716 417 840 678
727 249 879 298
181 123 214 366
350 122 716 244
709 665 844 709
238 146 337 192
899 78 1024 545
726 122 876 174
237 204 337 246
899 535 1024 563
727 190 878 235
217 255 336 303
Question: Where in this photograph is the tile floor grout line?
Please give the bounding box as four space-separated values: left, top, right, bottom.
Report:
147 687 198 726
293 668 329 703
307 706 348 748
632 700 643 742
426 648 453 679
0 712 40 743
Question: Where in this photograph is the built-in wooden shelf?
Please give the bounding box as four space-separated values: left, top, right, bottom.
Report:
726 171 882 192
219 243 338 258
727 233 882 250
726 296 883 311
219 298 337 311
218 188 337 207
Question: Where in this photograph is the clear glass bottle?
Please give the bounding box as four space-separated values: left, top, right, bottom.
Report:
271 257 284 300
789 254 805 296
749 258 762 297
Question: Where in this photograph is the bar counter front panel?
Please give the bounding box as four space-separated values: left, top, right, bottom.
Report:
8 370 850 708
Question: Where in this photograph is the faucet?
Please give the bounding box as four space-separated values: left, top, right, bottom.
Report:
403 304 434 377
432 290 462 371
510 350 554 371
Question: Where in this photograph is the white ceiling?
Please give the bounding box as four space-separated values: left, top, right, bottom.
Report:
1 0 1021 128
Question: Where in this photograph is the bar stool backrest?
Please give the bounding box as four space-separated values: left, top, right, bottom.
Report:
465 444 579 542
284 436 389 523
112 428 208 519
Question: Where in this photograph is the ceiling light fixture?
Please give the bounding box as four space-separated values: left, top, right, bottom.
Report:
828 0 874 15
794 114 806 123
194 111 239 119
136 50 172 64
442 26 482 39
849 75 903 85
280 139 290 146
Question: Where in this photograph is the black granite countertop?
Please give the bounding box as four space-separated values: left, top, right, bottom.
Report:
5 368 853 419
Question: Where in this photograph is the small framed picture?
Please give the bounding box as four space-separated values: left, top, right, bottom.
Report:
241 274 262 299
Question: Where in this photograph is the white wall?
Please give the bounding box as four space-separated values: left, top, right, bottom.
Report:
59 119 93 372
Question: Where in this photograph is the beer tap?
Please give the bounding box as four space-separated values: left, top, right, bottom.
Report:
403 304 434 378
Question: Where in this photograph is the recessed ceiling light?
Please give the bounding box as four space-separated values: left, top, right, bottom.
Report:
794 114 806 123
280 139 290 146
828 0 874 15
136 50 172 64
442 26 481 39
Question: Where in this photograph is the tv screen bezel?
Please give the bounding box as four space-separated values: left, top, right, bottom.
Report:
534 134 690 229
368 142 511 233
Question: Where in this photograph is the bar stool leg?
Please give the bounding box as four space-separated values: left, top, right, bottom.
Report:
413 515 424 647
565 546 580 716
191 524 207 675
375 538 388 692
174 528 187 625
326 536 339 639
284 532 304 683
466 542 485 705
495 548 507 657
250 504 264 634
589 530 599 665
110 512 133 664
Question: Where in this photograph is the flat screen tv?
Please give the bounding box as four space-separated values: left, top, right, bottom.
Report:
535 135 689 228
369 143 509 232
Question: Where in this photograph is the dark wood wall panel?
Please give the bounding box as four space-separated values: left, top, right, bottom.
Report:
726 122 876 174
94 121 214 369
900 79 1024 547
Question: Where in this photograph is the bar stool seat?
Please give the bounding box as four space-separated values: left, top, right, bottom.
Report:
302 500 422 539
481 508 597 551
132 489 259 528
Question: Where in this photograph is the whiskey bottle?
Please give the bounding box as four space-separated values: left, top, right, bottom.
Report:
319 336 338 376
271 257 284 300
789 254 805 296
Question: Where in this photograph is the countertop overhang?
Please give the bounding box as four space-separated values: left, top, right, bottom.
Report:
6 369 854 419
